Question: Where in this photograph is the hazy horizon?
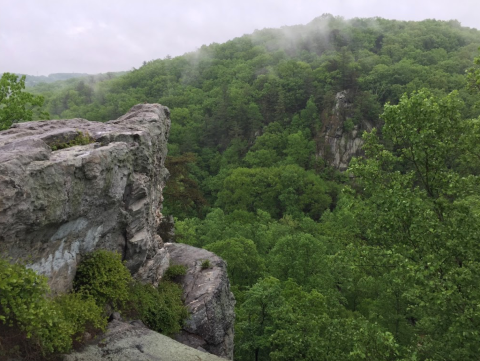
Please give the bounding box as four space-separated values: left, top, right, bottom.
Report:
1 0 479 76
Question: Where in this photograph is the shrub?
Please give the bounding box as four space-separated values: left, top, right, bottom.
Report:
201 259 211 270
0 258 69 355
0 258 107 357
54 293 107 342
128 281 188 336
0 251 189 357
73 250 132 310
0 258 51 336
163 264 187 282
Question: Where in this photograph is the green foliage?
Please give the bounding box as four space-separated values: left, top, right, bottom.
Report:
283 131 315 168
163 153 207 218
0 258 106 356
466 49 480 93
73 250 132 309
267 233 333 292
163 264 187 281
53 293 107 342
236 277 398 361
72 252 188 339
0 72 48 130
217 165 335 219
50 130 95 150
128 281 188 336
201 259 211 270
346 89 480 359
205 237 264 289
0 258 50 335
0 252 189 356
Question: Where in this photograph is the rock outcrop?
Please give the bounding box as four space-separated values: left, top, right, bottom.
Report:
166 243 236 360
0 105 236 359
318 90 373 170
0 104 171 292
63 317 227 361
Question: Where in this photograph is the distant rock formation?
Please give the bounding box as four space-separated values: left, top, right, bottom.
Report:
0 104 235 359
318 90 373 170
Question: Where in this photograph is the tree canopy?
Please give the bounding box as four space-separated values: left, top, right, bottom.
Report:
0 72 47 130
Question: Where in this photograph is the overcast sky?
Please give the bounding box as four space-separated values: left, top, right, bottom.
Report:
1 0 479 76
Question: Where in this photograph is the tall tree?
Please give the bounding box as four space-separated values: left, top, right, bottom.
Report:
0 73 48 130
348 89 480 359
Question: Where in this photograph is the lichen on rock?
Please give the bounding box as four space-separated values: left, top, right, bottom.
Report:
0 104 236 360
0 104 171 292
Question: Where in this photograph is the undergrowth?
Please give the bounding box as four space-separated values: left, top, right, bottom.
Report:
0 251 189 360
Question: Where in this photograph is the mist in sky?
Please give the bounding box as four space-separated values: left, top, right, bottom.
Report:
1 0 479 76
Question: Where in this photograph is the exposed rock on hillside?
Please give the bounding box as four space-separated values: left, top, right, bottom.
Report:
318 90 373 170
166 243 236 360
63 317 227 361
0 104 171 292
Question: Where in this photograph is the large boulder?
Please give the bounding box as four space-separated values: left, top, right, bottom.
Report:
166 243 236 360
0 104 171 292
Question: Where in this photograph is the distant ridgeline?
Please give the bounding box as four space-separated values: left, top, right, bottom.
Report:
13 72 127 88
21 73 90 87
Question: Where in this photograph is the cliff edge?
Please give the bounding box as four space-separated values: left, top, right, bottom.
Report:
0 104 235 359
0 104 170 291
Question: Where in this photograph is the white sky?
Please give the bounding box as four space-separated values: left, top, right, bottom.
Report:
1 0 479 75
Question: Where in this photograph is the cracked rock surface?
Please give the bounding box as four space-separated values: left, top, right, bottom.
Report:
63 319 226 361
0 104 170 292
0 106 237 360
166 243 236 360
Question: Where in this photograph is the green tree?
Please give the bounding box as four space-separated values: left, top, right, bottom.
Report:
235 277 284 361
204 237 265 290
0 73 48 130
163 153 207 218
283 131 315 168
267 233 332 292
348 89 480 359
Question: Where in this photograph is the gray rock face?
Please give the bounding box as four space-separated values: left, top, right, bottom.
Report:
63 318 227 361
0 106 237 360
166 243 236 360
318 90 373 170
158 214 175 243
0 104 171 292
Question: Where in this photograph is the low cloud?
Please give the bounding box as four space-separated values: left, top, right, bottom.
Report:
1 0 478 75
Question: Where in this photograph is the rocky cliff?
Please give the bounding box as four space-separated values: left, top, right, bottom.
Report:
0 104 235 360
318 91 373 170
0 103 171 292
167 243 235 359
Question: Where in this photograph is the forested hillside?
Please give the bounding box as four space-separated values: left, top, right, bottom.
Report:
30 15 480 360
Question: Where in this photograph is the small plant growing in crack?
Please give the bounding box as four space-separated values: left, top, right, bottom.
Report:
201 259 211 270
164 264 187 282
50 130 95 150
